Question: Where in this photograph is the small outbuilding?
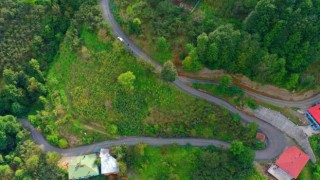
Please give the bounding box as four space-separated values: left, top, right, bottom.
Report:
100 148 120 175
268 146 309 180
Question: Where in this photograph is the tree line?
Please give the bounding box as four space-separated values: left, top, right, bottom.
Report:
185 0 319 90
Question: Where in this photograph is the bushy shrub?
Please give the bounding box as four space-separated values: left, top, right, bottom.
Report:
58 138 68 149
117 71 136 91
46 134 60 146
243 98 258 110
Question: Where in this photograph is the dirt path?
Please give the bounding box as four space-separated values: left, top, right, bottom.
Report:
83 125 108 135
180 70 320 101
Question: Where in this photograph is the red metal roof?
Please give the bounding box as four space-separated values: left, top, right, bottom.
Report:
309 104 320 124
275 146 309 179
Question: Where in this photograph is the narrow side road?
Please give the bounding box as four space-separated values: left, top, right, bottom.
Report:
21 119 280 161
21 119 231 156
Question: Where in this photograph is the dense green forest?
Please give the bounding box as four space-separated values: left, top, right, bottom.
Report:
0 0 89 179
0 115 66 179
0 59 46 116
0 0 88 116
113 0 320 90
0 0 85 72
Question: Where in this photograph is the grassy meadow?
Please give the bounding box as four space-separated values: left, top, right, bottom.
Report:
38 25 258 147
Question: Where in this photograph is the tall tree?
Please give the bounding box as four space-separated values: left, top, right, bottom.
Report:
196 33 209 63
129 18 142 35
182 48 203 72
161 61 178 82
208 24 241 71
206 43 219 68
244 0 276 36
156 36 172 62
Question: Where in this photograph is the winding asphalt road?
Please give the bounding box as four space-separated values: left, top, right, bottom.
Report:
20 115 283 161
17 0 309 162
20 119 230 156
21 0 281 161
179 77 320 109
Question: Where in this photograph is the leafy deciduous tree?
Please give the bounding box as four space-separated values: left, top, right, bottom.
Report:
161 61 178 82
118 71 136 91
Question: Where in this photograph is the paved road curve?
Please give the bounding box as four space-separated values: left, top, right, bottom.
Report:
21 119 283 161
179 77 320 109
21 119 231 156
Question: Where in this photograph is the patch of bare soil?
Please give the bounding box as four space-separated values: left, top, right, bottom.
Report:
105 99 112 111
172 0 194 12
107 174 119 180
178 67 226 80
80 46 91 60
98 28 111 42
58 156 77 169
289 109 309 125
60 130 81 147
235 75 319 101
143 108 176 125
260 162 278 180
254 162 269 179
242 105 255 116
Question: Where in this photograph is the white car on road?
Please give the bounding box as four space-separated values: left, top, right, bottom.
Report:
117 36 124 42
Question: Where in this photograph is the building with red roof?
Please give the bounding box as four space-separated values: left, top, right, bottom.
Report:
268 146 309 180
306 104 320 130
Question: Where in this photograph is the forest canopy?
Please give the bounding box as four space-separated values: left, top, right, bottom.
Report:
0 115 66 179
0 0 85 73
114 0 320 90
